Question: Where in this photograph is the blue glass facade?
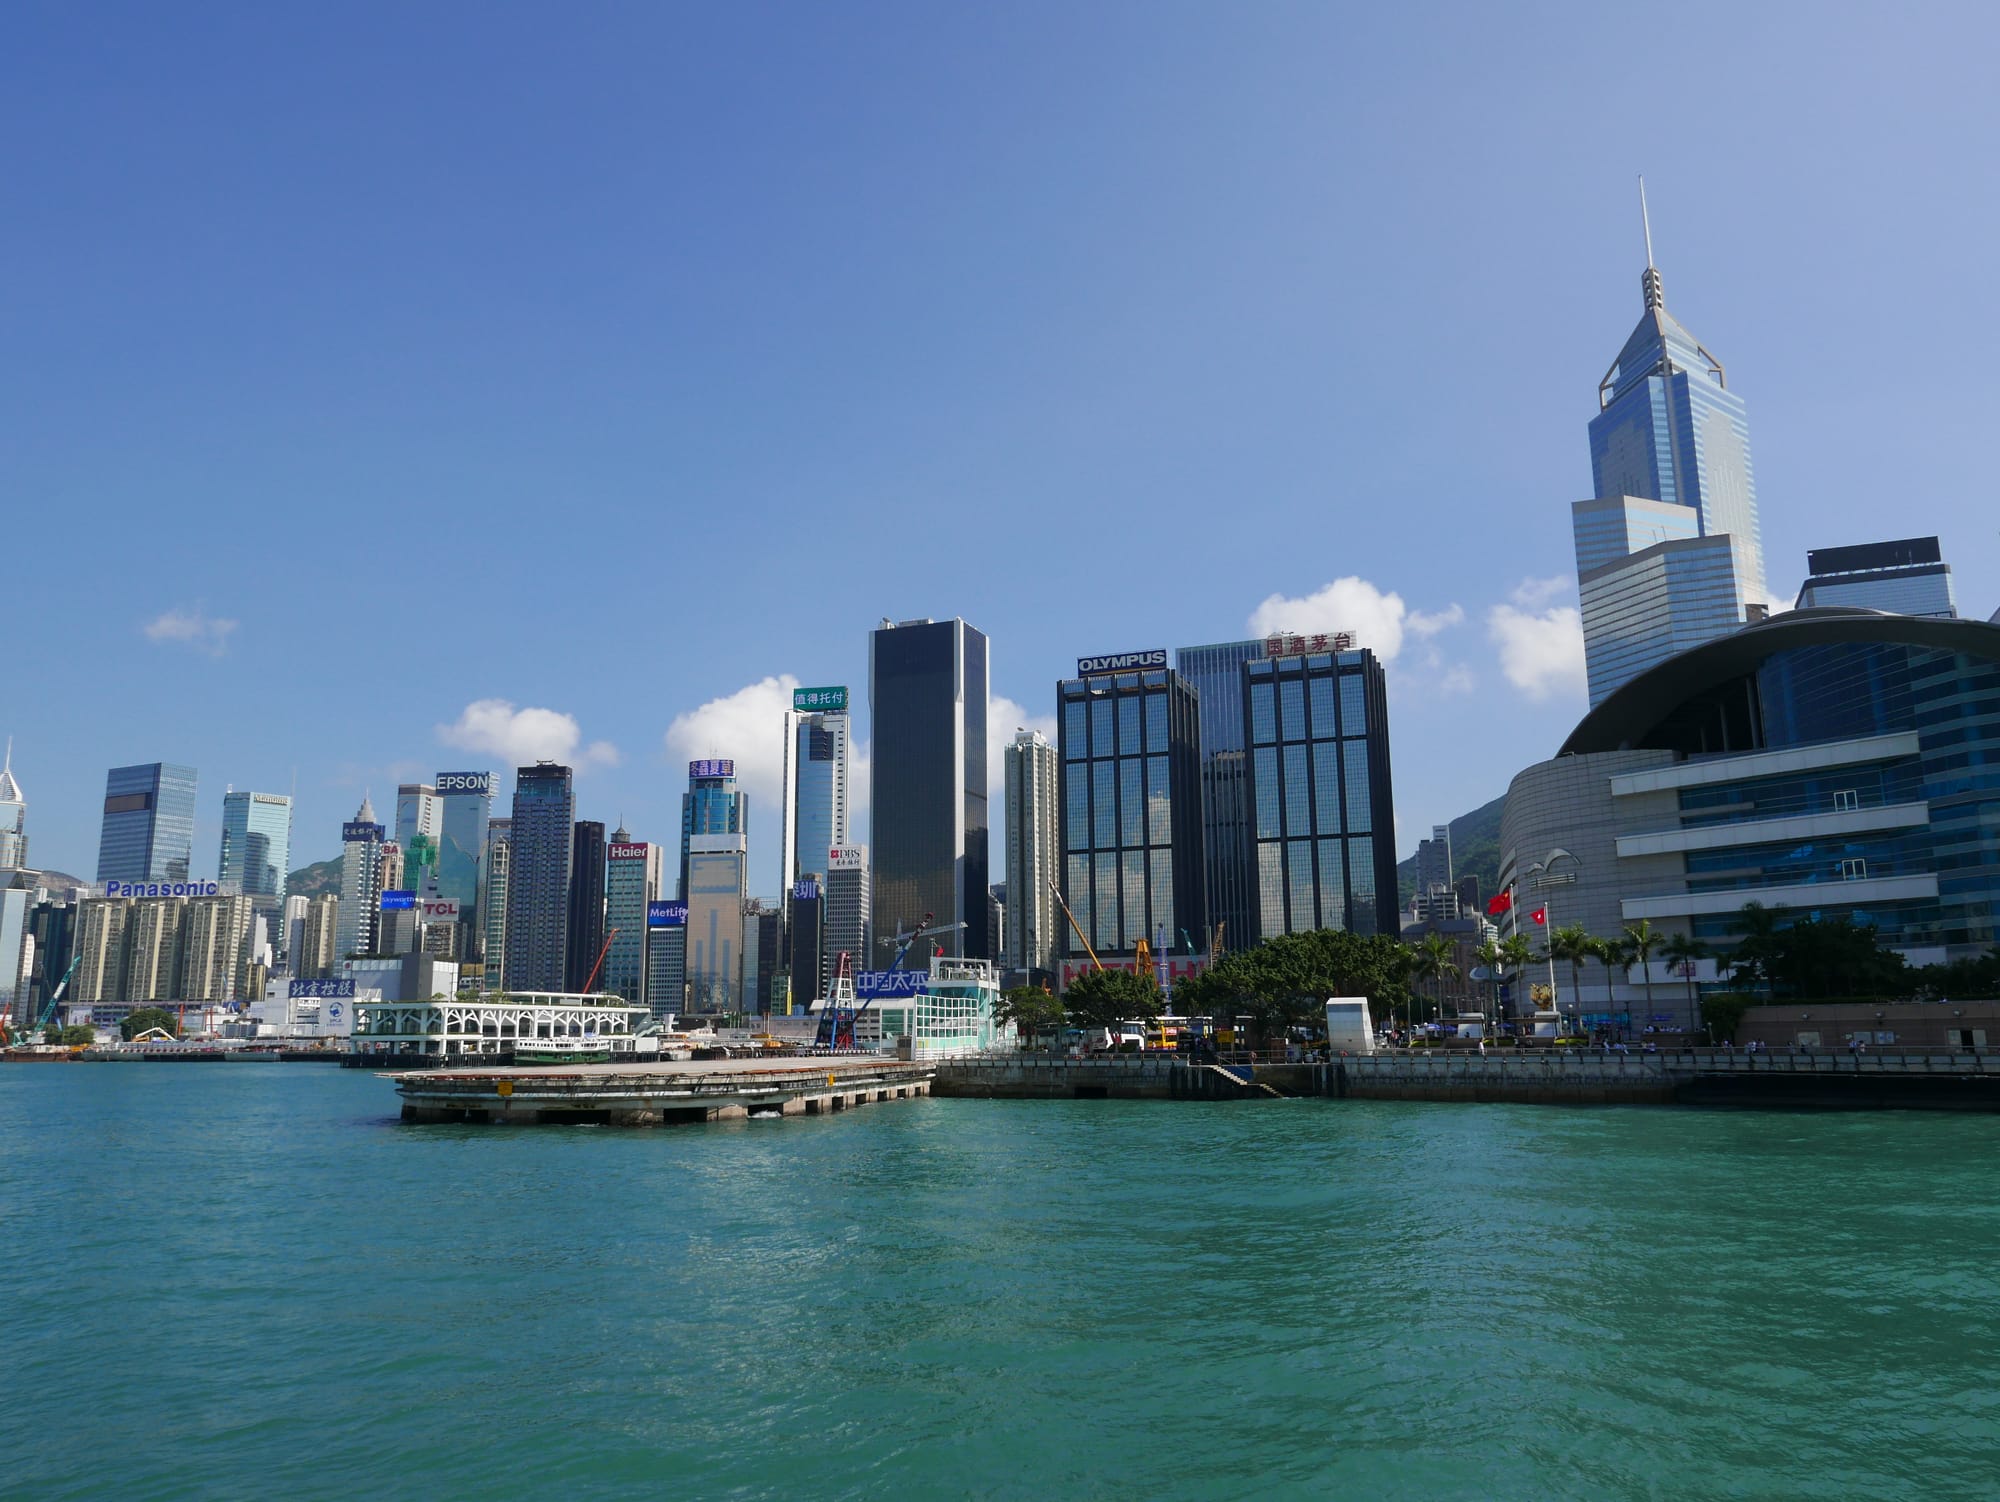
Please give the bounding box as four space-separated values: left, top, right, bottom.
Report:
1175 639 1266 952
96 763 198 884
680 770 747 899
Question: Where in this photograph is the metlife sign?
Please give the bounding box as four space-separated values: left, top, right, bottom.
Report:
856 970 926 999
688 759 735 780
436 772 493 795
792 685 848 713
646 901 689 929
1077 648 1167 677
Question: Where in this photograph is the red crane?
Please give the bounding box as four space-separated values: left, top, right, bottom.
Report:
580 927 619 995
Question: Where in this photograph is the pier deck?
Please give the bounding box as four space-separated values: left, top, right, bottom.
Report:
391 1055 935 1126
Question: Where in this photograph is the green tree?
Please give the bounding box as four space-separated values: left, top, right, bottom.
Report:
1473 938 1506 1019
1409 933 1459 1022
1700 991 1755 1045
1726 902 1786 999
1660 933 1709 1030
1545 924 1594 1017
1497 935 1537 1016
1178 928 1413 1044
60 1024 95 1047
121 1006 180 1041
998 987 1066 1048
1622 919 1663 1026
1060 967 1162 1034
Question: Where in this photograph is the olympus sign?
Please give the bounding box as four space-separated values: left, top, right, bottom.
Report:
1077 648 1167 677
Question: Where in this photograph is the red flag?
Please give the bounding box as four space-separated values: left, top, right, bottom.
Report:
1485 892 1512 916
1530 906 1548 926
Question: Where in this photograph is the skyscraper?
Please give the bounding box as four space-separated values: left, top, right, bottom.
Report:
1176 638 1275 953
183 895 254 1003
96 763 198 884
645 902 687 1020
434 771 493 945
1573 195 1766 706
1055 651 1206 983
780 686 852 900
125 897 186 1002
395 784 442 850
504 762 573 992
70 898 131 1007
787 877 824 1008
1241 646 1399 939
685 833 747 1012
604 827 665 1006
1795 537 1958 618
680 761 747 899
480 818 511 990
565 820 607 992
218 790 291 942
1001 729 1060 981
1415 824 1452 897
0 741 27 872
281 893 309 968
334 796 386 960
869 617 989 961
297 894 339 980
823 845 871 1000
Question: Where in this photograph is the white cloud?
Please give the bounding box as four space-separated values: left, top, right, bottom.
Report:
437 699 620 770
1509 576 1572 610
1437 664 1476 696
142 606 238 657
1487 602 1587 702
1247 576 1460 663
988 697 1059 812
661 675 801 817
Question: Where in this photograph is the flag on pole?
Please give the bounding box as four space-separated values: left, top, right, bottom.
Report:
1485 891 1512 916
1530 906 1548 926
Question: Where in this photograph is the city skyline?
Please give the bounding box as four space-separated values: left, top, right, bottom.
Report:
7 6 1999 899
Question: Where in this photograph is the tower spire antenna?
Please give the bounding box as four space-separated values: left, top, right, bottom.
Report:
1638 175 1664 312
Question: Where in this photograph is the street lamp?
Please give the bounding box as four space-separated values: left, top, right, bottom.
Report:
1521 848 1580 1036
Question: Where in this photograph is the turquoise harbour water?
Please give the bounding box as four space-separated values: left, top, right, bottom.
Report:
2 1067 1997 1500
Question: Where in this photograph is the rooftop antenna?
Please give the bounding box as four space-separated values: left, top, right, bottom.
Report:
1638 175 1664 312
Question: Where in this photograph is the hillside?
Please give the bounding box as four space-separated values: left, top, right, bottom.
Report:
287 856 341 899
1396 794 1506 910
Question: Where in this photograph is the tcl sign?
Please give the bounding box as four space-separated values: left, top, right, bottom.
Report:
607 843 649 860
828 846 866 871
419 900 460 922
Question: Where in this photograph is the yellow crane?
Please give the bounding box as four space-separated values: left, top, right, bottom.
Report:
1046 874 1104 972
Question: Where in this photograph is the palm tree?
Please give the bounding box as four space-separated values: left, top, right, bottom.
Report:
1498 933 1537 1010
1473 937 1506 1020
1409 934 1459 1025
1660 933 1709 1034
1729 901 1787 1000
1587 938 1624 1025
1622 919 1662 1027
1546 924 1594 1020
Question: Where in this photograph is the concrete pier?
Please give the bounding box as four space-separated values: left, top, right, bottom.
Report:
393 1055 935 1126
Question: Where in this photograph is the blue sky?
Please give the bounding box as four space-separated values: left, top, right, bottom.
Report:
6 1 1998 893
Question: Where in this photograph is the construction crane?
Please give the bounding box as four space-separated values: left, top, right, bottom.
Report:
1 954 83 1048
812 913 965 1050
580 928 619 996
1046 874 1104 973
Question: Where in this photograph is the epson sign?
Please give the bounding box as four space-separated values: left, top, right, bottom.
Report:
435 772 492 795
1077 648 1167 677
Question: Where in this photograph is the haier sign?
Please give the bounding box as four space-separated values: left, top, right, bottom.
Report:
1077 649 1167 677
856 970 926 999
607 843 649 860
435 772 492 795
646 901 689 928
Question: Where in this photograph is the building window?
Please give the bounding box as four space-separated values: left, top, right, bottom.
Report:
1092 762 1117 848
1288 841 1314 933
1091 697 1115 758
1310 676 1338 740
1094 852 1118 949
1313 741 1343 834
1254 747 1281 839
1149 850 1173 940
1283 744 1311 833
1343 743 1372 833
1145 694 1167 753
1066 854 1090 951
1146 756 1172 845
1317 839 1346 930
1118 695 1141 757
1064 700 1086 759
1841 857 1868 880
1258 844 1285 937
1122 850 1146 947
1279 679 1306 741
1066 773 1089 852
1833 788 1859 812
1251 682 1276 745
1119 759 1144 847
1340 675 1366 736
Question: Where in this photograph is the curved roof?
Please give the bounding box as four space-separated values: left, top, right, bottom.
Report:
1561 608 2000 755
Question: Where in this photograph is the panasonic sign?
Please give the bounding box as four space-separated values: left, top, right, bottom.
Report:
1077 649 1167 677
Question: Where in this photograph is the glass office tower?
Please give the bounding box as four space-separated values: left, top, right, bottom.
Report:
604 830 664 1006
780 692 851 900
868 618 989 961
1055 662 1205 977
434 772 493 943
96 763 198 884
1176 639 1270 953
1243 647 1399 939
217 790 291 940
503 762 574 992
1574 248 1766 706
564 820 607 992
1795 537 1958 618
680 761 747 899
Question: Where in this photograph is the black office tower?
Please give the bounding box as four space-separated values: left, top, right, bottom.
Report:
565 819 607 992
868 617 989 962
503 762 574 992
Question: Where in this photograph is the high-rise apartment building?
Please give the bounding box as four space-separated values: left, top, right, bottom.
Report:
71 897 132 1006
96 763 198 884
1572 208 1766 707
0 742 27 872
680 761 747 899
1795 537 1958 618
183 895 253 1003
604 828 665 1005
1001 729 1060 981
824 845 871 1001
780 687 852 900
297 893 339 979
334 797 386 960
434 771 493 946
1055 652 1205 979
869 617 989 962
281 893 309 968
480 819 511 990
218 789 291 942
125 897 187 1002
17 893 77 1025
0 887 31 1024
685 833 747 1013
1241 647 1399 939
565 820 607 993
504 763 574 992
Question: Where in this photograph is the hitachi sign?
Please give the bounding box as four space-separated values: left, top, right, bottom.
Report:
1077 648 1167 677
